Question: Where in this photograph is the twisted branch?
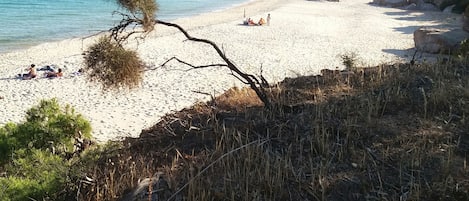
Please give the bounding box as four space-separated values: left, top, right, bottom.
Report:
155 20 272 108
160 56 228 71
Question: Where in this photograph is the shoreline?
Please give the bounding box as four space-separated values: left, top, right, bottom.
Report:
0 0 460 142
0 0 259 55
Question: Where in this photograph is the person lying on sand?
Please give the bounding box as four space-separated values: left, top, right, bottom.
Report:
243 17 265 26
44 68 63 78
248 18 256 25
19 64 37 80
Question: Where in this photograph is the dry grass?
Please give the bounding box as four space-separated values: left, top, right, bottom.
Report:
75 57 469 201
212 87 263 111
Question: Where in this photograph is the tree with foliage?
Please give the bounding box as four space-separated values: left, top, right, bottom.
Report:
0 99 92 201
83 0 272 108
0 98 92 163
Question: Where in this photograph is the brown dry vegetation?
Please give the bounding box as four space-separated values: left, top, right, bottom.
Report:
76 57 469 201
83 37 144 91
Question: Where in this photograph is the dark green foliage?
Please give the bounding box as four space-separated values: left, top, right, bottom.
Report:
84 36 144 90
0 123 17 163
440 0 469 13
340 52 358 70
0 99 93 201
0 99 91 164
453 0 469 13
457 39 469 57
0 149 69 201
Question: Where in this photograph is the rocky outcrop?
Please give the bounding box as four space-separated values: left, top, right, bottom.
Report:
414 26 469 53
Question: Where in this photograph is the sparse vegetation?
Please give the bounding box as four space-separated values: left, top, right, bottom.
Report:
72 55 469 200
4 57 469 200
340 52 358 70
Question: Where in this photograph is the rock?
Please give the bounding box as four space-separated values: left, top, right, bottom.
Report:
414 26 469 53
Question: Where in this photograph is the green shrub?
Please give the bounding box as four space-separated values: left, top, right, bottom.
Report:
0 123 17 164
0 99 93 200
1 149 69 201
457 39 469 57
340 52 358 70
0 99 92 163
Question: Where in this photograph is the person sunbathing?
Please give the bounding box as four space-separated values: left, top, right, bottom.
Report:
20 64 37 80
45 68 63 78
258 18 266 26
248 18 256 25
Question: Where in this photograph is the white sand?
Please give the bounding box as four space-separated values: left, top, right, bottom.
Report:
0 0 460 142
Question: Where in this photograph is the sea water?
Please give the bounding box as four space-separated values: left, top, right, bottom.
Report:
0 0 248 53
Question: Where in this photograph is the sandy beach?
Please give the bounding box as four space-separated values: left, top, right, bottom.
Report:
0 0 460 142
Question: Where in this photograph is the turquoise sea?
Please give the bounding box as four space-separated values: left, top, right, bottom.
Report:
0 0 248 53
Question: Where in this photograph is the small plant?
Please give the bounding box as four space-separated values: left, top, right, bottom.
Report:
457 39 469 57
340 52 358 70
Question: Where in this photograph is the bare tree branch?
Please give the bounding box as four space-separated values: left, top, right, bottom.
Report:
155 20 272 108
160 56 228 71
109 11 147 45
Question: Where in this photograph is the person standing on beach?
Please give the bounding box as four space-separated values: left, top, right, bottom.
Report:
267 13 271 26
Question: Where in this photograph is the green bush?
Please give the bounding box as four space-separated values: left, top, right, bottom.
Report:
0 99 92 164
1 149 69 201
0 99 93 200
0 123 17 164
340 52 358 70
